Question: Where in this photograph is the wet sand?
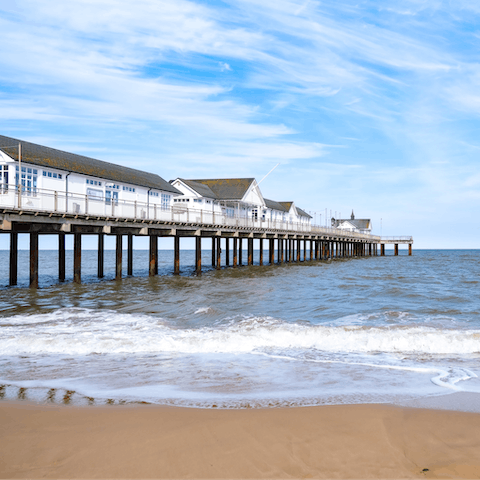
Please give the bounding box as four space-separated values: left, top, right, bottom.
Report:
1 401 480 479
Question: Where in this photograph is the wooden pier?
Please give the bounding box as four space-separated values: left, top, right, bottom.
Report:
0 208 413 288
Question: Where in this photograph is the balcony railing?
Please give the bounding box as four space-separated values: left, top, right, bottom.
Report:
0 187 381 240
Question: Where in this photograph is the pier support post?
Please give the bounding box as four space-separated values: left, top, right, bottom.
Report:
74 233 81 284
174 236 180 274
248 238 253 265
195 236 202 275
310 240 313 261
381 244 385 256
59 233 66 282
226 238 230 266
269 239 274 264
211 238 216 267
239 238 243 266
127 234 133 276
277 239 281 264
289 239 293 263
409 244 412 256
29 232 39 289
9 232 18 286
233 238 238 267
115 235 122 280
394 244 399 256
259 239 263 266
98 234 104 278
296 239 301 262
149 235 157 276
315 240 319 260
216 237 221 270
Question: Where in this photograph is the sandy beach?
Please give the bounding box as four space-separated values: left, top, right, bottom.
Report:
1 402 480 479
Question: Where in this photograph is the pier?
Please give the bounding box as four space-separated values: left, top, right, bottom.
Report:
0 135 413 288
0 200 413 288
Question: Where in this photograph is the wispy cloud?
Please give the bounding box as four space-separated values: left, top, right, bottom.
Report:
1 0 480 246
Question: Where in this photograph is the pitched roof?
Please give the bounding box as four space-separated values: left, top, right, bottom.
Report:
182 178 255 201
296 207 312 219
264 198 288 212
0 134 181 194
337 219 371 229
279 201 293 211
176 179 217 199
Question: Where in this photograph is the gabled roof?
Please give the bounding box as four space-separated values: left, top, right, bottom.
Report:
176 179 217 199
264 198 288 212
296 207 312 219
0 135 181 195
336 219 371 229
279 201 293 211
182 178 255 201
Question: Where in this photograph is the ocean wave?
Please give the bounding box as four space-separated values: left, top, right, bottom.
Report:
1 308 479 356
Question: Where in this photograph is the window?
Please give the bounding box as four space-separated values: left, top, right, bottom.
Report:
43 170 63 179
149 191 159 197
161 193 171 210
123 186 135 192
16 166 37 196
86 179 102 186
105 190 118 205
226 208 234 217
106 183 119 190
0 165 8 194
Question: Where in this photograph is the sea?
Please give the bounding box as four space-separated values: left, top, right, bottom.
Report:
1 248 480 409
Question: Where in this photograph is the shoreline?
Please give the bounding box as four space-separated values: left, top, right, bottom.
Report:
2 400 480 479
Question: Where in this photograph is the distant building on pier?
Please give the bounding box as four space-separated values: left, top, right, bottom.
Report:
333 211 372 234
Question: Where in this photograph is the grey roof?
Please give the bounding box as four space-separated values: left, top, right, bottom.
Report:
336 219 371 229
296 207 312 219
0 134 181 195
279 201 293 211
181 178 255 201
264 198 288 212
177 179 218 199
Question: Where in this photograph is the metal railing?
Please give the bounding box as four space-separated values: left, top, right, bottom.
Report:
0 186 382 240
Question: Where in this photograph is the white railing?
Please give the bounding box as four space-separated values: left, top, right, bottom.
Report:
0 186 381 240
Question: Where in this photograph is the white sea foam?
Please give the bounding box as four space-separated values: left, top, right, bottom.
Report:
1 309 480 356
1 308 480 406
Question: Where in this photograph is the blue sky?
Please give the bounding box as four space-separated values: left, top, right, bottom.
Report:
1 0 480 248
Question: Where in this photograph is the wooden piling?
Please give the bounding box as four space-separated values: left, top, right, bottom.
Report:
211 238 216 267
149 235 157 276
127 234 133 276
174 236 180 274
74 233 81 284
98 233 104 278
226 238 230 266
115 235 122 280
259 239 263 266
409 244 412 256
58 233 65 282
216 237 221 270
239 238 243 266
269 238 275 264
233 237 238 267
394 244 399 256
195 236 202 275
296 239 300 262
9 232 18 286
381 244 385 256
29 232 39 289
248 238 253 265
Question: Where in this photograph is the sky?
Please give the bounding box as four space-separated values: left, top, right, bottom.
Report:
1 0 480 249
